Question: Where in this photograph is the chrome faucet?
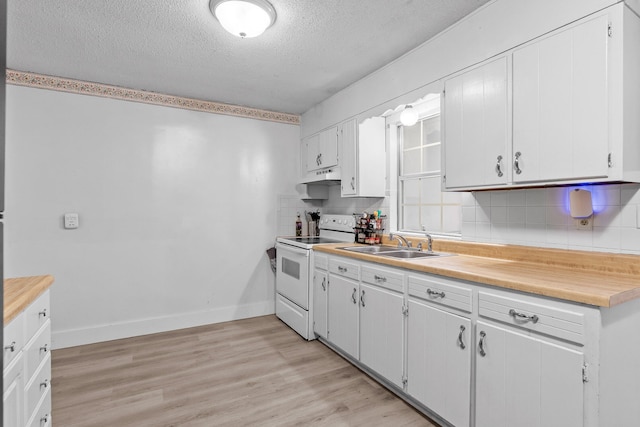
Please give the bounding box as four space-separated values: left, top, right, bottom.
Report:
389 233 411 248
417 233 433 252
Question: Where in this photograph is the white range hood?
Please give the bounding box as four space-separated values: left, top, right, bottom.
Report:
299 167 341 184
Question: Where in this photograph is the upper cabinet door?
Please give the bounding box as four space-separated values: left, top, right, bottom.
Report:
340 119 357 196
512 14 609 183
443 56 510 189
305 127 338 173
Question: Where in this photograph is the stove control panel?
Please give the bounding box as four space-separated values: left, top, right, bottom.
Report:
320 214 356 232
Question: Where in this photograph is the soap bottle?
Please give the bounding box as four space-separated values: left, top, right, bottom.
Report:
295 213 302 236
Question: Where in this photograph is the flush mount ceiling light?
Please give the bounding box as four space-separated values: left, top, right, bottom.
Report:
400 105 419 126
210 0 276 38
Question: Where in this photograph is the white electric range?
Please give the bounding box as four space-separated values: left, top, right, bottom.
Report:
275 214 356 339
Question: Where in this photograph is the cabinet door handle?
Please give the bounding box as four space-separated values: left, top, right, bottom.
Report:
40 379 50 389
338 266 347 273
4 341 16 352
495 155 504 177
39 308 48 318
351 288 357 304
374 275 386 283
360 290 366 307
514 151 522 175
321 277 326 291
40 344 49 353
41 414 50 425
426 288 445 298
457 325 466 349
317 153 322 166
509 309 539 324
350 176 355 190
478 331 487 357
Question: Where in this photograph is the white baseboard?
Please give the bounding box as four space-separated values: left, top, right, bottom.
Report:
52 300 275 349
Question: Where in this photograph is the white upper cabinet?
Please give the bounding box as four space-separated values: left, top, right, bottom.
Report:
305 126 338 173
443 3 640 190
443 56 510 189
512 13 609 183
340 117 386 197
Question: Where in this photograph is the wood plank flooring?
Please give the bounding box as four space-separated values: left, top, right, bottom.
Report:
52 315 437 426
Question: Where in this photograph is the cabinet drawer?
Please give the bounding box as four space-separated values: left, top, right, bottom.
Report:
24 320 51 381
329 258 360 281
25 353 51 421
314 253 328 270
479 291 585 344
27 388 51 427
4 313 24 369
361 264 403 293
408 275 472 313
25 290 50 341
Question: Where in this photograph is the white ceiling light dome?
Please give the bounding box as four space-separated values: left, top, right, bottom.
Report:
210 0 277 38
400 104 419 126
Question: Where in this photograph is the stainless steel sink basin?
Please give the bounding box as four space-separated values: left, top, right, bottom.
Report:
339 245 400 254
376 250 449 259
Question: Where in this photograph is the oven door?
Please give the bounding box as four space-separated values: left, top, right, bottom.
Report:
275 242 310 310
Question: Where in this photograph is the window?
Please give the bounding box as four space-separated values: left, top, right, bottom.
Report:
397 102 461 235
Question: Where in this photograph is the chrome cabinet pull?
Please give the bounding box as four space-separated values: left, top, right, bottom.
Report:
351 288 357 304
360 290 366 307
321 277 326 291
338 266 347 273
458 325 466 349
4 341 16 352
514 151 522 175
374 275 386 283
40 379 50 389
317 152 323 166
350 177 355 190
478 331 487 357
509 308 539 324
40 344 49 353
39 308 48 318
41 414 50 425
495 155 504 177
426 288 445 298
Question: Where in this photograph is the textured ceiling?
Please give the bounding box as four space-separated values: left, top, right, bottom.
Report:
8 0 490 115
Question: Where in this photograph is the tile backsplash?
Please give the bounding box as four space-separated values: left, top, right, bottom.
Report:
461 183 640 254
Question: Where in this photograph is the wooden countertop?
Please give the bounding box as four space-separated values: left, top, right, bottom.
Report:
314 239 640 308
4 275 55 324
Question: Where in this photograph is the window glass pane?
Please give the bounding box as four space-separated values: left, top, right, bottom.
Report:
423 117 441 145
421 206 442 231
421 177 441 204
423 144 441 173
403 149 421 175
402 179 420 204
403 206 420 231
403 123 421 149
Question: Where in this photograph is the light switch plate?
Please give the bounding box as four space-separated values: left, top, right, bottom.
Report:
64 213 79 229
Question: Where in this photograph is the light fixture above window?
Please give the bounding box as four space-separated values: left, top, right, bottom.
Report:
400 105 419 126
210 0 276 38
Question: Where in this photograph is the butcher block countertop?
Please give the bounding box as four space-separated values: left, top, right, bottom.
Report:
314 238 640 308
4 275 54 324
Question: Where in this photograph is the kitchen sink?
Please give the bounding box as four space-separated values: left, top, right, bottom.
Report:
339 245 401 254
376 250 450 259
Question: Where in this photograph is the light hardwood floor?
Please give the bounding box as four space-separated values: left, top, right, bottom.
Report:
52 315 437 426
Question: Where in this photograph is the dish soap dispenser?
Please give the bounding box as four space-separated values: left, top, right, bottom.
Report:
295 213 302 236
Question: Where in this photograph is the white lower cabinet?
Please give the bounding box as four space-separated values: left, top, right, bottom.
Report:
312 254 329 339
327 258 360 359
3 290 52 427
475 320 584 427
408 300 471 427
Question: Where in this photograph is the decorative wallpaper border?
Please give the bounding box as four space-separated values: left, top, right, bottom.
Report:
6 70 300 125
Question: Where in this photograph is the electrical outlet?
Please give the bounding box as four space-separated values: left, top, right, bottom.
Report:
574 217 592 230
64 213 79 229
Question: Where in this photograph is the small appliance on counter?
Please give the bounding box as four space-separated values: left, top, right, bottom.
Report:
275 214 356 340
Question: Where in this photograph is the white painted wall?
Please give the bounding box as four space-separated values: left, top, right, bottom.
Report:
5 85 300 348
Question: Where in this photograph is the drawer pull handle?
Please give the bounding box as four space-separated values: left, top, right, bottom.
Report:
4 341 16 352
457 325 466 349
509 309 539 324
360 290 366 307
338 266 348 273
374 275 386 282
40 379 50 389
427 288 445 298
478 331 487 357
351 288 357 304
39 309 48 318
40 344 49 353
